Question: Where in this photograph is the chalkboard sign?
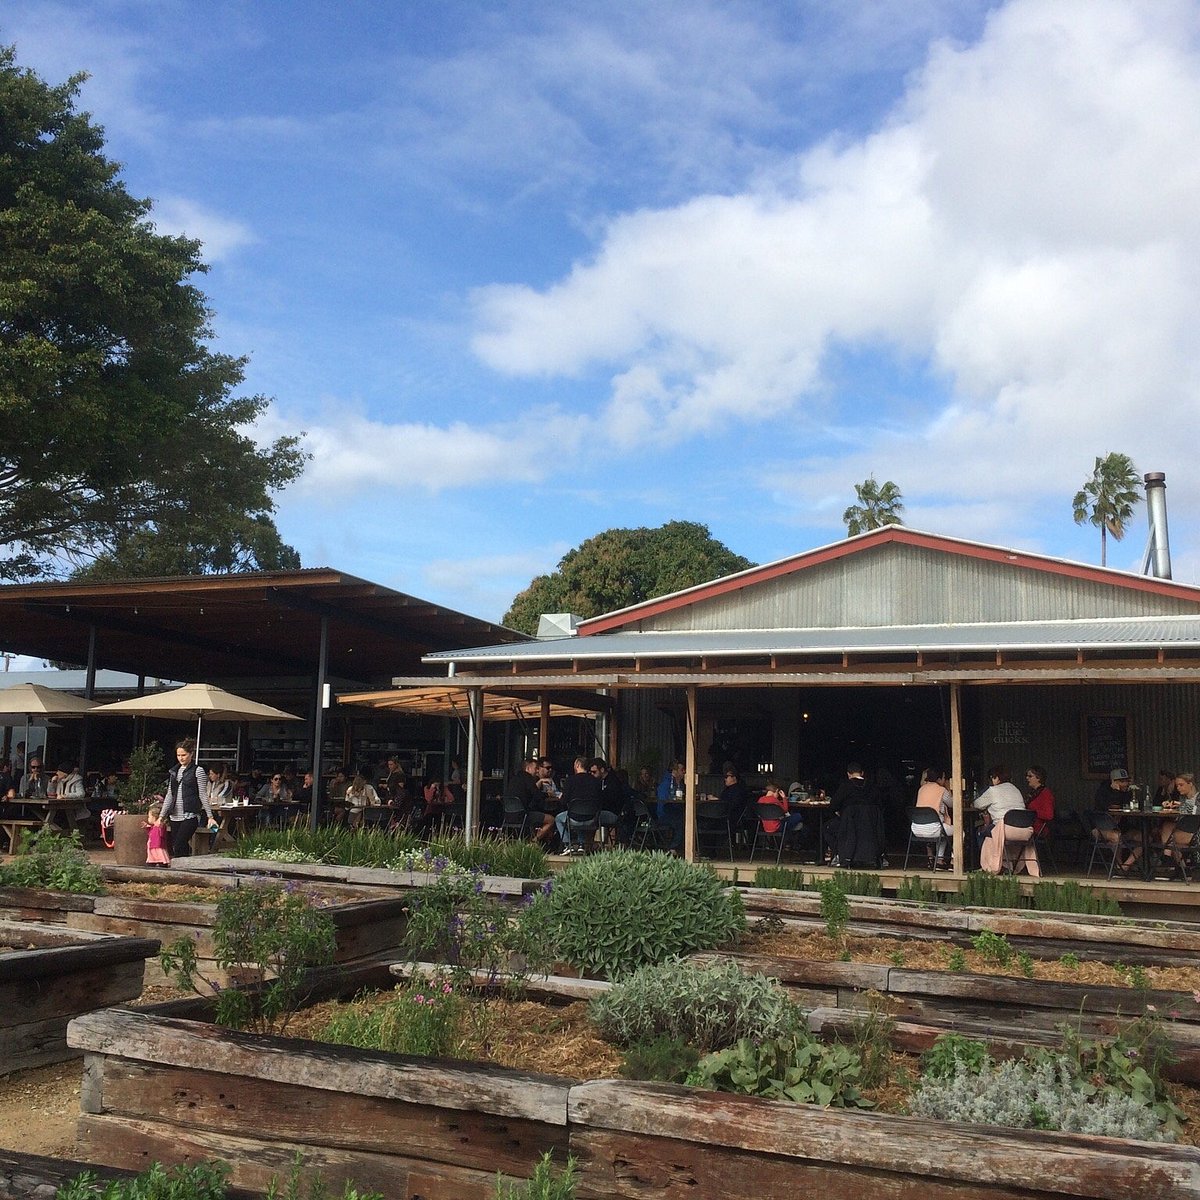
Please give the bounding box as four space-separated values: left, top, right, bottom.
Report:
1081 713 1133 781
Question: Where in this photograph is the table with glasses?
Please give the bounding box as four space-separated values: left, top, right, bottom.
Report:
213 802 264 846
1108 804 1170 880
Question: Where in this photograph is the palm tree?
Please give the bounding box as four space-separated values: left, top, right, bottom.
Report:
1072 453 1141 567
843 476 904 536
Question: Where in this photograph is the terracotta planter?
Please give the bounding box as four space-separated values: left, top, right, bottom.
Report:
111 812 148 867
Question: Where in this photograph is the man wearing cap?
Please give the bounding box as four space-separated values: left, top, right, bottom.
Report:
1093 767 1132 811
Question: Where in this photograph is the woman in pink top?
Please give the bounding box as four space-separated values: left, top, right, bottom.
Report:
914 767 953 869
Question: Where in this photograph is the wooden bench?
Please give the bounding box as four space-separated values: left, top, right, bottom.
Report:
0 820 43 854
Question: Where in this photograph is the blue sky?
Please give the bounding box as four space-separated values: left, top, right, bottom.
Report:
6 0 1200 628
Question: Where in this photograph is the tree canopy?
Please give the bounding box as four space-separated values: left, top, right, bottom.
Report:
0 46 306 581
842 476 904 536
502 520 754 634
1072 452 1141 567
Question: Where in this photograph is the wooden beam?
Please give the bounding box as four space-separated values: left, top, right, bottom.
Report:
950 682 964 880
684 685 697 864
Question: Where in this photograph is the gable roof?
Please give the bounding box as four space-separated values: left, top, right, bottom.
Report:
577 526 1200 635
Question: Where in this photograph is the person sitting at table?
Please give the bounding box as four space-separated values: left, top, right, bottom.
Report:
1091 767 1142 873
1024 766 1056 836
557 756 615 854
207 764 232 807
382 756 408 805
759 778 806 842
827 762 886 868
656 760 688 852
1155 769 1178 808
344 770 380 829
19 758 48 800
915 767 954 870
719 768 754 837
973 765 1026 848
55 763 90 827
1158 772 1199 872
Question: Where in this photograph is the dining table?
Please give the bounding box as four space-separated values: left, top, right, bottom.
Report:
787 798 832 863
1108 804 1169 880
212 802 265 847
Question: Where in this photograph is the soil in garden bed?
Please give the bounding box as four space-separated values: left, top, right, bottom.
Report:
741 926 1200 993
103 881 376 906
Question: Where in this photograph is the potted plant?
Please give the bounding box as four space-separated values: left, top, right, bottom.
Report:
110 742 165 866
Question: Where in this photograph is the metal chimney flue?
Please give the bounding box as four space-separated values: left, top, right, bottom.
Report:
1143 472 1172 580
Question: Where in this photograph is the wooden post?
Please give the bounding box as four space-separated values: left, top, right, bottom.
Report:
950 682 964 878
539 695 550 758
684 685 697 863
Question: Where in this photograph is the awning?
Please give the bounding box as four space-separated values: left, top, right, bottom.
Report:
337 684 609 721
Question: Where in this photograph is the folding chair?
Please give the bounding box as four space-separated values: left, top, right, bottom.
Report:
1084 811 1130 879
903 806 946 870
1032 818 1058 873
630 800 670 851
1151 813 1200 881
750 801 788 864
695 801 734 860
500 796 531 840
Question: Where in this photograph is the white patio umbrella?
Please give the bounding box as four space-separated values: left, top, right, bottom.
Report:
0 682 100 770
91 682 301 752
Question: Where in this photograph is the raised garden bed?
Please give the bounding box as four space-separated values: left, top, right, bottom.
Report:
0 920 158 1074
0 866 408 985
67 1006 1200 1199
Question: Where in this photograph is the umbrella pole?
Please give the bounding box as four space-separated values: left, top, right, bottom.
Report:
195 714 203 757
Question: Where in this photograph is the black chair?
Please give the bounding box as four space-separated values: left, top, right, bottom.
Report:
630 800 671 851
1084 811 1130 879
1151 812 1200 881
565 798 601 853
749 802 788 864
1032 818 1058 873
695 801 733 860
903 806 946 870
997 809 1036 875
500 795 530 840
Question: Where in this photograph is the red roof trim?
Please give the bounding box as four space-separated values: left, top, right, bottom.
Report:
577 527 1200 635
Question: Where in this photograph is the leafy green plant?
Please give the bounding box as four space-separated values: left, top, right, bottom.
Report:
920 1034 990 1080
752 867 881 897
403 866 554 995
687 1032 873 1108
818 876 850 946
543 851 745 979
752 912 785 935
1059 952 1080 969
619 1035 701 1083
323 976 463 1057
57 1161 230 1199
846 991 895 1089
971 929 1013 966
895 875 938 903
887 949 905 966
1017 951 1035 979
0 828 105 894
590 957 804 1052
947 947 967 971
1031 880 1121 917
954 873 1022 909
117 742 166 814
494 1153 577 1200
159 882 337 1035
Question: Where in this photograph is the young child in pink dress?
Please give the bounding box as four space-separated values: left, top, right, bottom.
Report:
145 803 170 867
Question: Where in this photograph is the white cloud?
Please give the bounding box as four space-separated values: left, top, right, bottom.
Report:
468 0 1200 528
151 197 256 262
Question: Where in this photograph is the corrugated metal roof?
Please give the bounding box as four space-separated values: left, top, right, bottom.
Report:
425 615 1200 665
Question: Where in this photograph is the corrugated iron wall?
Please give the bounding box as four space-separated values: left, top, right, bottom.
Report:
642 543 1199 631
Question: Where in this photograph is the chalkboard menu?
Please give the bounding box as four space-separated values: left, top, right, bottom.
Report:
1081 713 1133 780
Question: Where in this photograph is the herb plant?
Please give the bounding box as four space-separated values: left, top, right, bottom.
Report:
494 1153 577 1200
323 976 463 1058
0 828 105 894
159 882 337 1035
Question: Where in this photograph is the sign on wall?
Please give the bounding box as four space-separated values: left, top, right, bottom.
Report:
1081 713 1133 781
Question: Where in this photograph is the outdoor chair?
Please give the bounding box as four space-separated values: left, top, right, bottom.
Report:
695 800 734 860
630 800 671 852
1150 813 1200 882
997 809 1037 875
749 801 788 865
903 806 946 870
564 797 615 853
1032 817 1058 873
500 795 531 840
1084 811 1130 879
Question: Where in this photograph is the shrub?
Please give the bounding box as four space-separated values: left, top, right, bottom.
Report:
971 929 1013 965
752 867 881 897
954 872 1022 909
590 957 804 1052
818 876 850 944
323 977 463 1057
494 1153 576 1200
687 1032 873 1108
1031 879 1122 917
0 828 105 894
116 742 166 814
920 1033 990 1080
845 991 896 1089
911 1056 1169 1141
619 1035 701 1083
159 882 337 1035
946 946 967 971
895 875 938 903
543 850 744 979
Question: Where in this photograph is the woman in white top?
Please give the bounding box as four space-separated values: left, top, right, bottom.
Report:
56 764 90 825
914 767 954 870
973 764 1026 849
207 765 232 806
344 771 380 829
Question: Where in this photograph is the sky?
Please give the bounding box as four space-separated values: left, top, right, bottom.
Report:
6 0 1200 632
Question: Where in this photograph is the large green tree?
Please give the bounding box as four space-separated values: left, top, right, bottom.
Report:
1072 452 1141 567
503 520 754 634
842 476 904 536
0 46 306 581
